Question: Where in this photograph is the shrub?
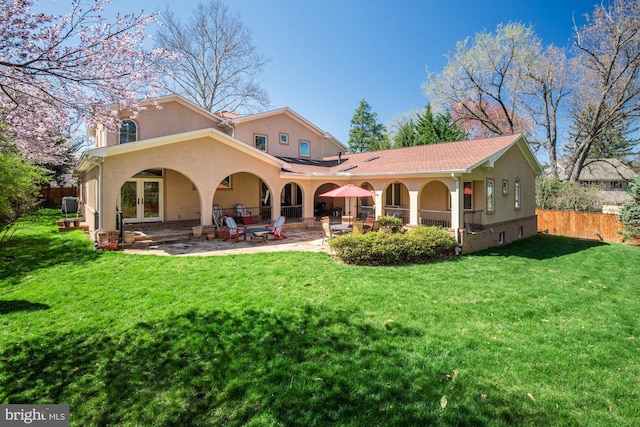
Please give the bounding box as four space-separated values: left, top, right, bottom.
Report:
329 226 459 266
377 215 403 233
535 176 602 212
619 176 640 239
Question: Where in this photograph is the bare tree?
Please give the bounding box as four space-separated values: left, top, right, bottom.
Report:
565 0 640 182
423 23 538 139
156 2 270 113
521 45 573 178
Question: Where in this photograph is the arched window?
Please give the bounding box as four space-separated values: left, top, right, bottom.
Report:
119 120 137 144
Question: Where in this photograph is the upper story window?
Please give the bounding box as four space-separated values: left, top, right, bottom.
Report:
299 140 310 157
255 134 267 152
486 179 495 212
514 178 521 209
279 133 289 144
119 120 137 144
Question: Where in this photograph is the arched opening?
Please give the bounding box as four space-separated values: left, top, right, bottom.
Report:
383 181 409 223
357 182 375 220
280 182 303 222
419 180 451 227
212 172 273 225
314 183 340 219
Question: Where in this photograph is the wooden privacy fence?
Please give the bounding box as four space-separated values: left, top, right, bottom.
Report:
39 187 77 209
536 209 624 242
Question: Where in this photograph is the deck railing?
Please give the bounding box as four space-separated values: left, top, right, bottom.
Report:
384 206 409 224
419 210 451 228
280 205 303 223
463 210 484 231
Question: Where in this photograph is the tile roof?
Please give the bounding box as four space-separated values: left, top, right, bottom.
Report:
281 134 528 176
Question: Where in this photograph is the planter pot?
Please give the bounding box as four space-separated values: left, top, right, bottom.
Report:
215 229 228 240
123 231 136 244
192 226 203 238
206 232 216 240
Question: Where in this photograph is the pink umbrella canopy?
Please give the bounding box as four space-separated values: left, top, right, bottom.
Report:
319 184 376 198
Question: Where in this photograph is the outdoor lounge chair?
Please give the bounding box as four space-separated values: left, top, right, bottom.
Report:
267 215 287 240
224 216 246 242
352 219 364 234
363 216 374 232
212 204 225 229
236 203 253 224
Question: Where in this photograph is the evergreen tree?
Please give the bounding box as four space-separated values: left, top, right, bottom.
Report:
393 119 418 147
348 99 387 153
416 104 467 144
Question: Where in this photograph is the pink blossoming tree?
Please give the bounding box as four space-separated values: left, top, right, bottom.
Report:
0 0 169 165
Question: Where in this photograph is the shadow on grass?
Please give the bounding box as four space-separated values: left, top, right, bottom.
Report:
0 231 99 286
0 299 50 314
472 234 609 260
0 305 540 426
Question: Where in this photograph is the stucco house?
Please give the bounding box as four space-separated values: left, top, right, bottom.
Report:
74 95 543 254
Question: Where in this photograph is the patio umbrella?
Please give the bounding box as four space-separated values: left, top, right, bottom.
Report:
320 184 376 221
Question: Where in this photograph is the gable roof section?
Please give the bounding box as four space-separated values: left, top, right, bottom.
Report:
75 127 289 175
282 134 542 177
137 94 224 125
231 107 347 151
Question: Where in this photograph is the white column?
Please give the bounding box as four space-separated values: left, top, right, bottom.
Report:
451 176 462 241
409 190 419 225
375 190 383 218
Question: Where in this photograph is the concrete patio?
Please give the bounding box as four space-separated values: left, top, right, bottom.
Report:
122 222 330 256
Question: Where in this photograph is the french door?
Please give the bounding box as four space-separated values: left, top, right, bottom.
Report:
120 178 163 223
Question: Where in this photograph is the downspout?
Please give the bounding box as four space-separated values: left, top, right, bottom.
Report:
451 173 462 245
98 161 103 232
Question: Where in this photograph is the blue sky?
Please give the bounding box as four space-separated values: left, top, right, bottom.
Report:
42 0 596 145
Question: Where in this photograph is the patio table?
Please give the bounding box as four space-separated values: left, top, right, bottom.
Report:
330 223 352 234
246 227 271 244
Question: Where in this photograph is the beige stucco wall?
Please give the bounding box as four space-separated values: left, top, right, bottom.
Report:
105 100 221 147
96 136 285 231
458 144 537 225
420 180 449 210
233 113 326 160
164 169 201 221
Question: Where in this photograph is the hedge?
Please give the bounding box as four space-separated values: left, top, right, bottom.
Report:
328 226 459 266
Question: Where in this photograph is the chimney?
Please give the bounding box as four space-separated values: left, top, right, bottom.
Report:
338 152 342 164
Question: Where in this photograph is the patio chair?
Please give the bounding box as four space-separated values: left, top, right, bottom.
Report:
372 220 380 232
321 217 334 247
224 216 246 242
352 219 364 234
236 203 253 224
212 204 225 229
267 215 287 240
363 216 374 232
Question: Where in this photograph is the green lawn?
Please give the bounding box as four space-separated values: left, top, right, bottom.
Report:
1 209 639 426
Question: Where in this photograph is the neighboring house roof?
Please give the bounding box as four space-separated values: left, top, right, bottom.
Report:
279 134 541 177
578 159 637 181
214 111 242 119
230 107 347 151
